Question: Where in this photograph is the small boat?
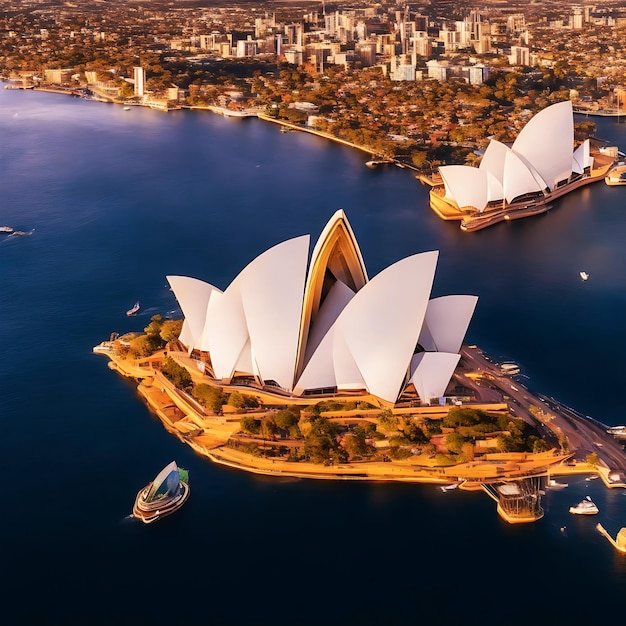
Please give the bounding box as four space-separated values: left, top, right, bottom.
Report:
585 474 599 481
580 271 589 281
546 478 568 490
0 226 14 233
126 301 140 316
132 461 190 524
569 495 599 515
123 106 131 111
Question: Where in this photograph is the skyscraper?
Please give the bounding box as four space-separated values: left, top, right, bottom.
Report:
133 66 145 97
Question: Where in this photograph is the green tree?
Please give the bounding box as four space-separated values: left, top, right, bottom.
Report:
144 314 164 336
228 391 246 409
161 356 192 389
378 409 399 432
445 432 466 454
128 333 163 357
586 452 600 467
160 319 183 343
240 416 261 435
193 383 226 413
274 409 299 430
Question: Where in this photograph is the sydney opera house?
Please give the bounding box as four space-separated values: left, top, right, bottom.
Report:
167 211 477 406
429 100 615 231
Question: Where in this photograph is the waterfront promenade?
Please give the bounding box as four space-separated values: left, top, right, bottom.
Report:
97 342 626 494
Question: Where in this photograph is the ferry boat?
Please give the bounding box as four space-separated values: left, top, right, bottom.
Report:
569 496 599 515
132 461 190 524
580 271 589 281
126 301 140 316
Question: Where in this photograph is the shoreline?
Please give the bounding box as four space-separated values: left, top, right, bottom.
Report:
4 80 421 170
97 342 626 502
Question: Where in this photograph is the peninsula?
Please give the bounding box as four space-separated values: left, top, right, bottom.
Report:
94 212 626 524
95 336 626 524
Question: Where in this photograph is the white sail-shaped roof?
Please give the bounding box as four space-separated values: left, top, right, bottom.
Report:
169 215 477 405
304 279 355 364
204 288 248 380
502 149 544 203
572 139 591 174
145 461 180 502
204 236 309 389
335 251 439 403
479 139 508 183
511 100 574 190
479 141 510 203
296 252 439 403
237 236 309 390
409 352 460 402
418 295 478 355
439 165 489 211
166 276 222 351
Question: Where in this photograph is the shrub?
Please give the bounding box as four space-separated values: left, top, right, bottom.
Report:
161 356 192 389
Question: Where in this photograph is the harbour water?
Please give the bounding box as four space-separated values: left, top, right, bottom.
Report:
2 88 626 624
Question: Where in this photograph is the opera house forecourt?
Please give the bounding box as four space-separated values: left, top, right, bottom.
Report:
167 210 477 406
428 100 617 232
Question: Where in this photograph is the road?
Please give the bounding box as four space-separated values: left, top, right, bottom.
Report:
457 346 626 480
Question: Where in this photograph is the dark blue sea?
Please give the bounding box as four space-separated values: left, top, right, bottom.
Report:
2 87 626 625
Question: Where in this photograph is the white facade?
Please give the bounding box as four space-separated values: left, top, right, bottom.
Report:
133 66 145 97
438 101 583 212
168 212 477 404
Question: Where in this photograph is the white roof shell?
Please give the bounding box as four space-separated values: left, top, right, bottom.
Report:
295 251 439 403
572 139 592 174
511 100 574 190
418 295 478 355
440 101 578 210
409 352 461 402
168 215 477 405
440 165 489 212
166 276 222 352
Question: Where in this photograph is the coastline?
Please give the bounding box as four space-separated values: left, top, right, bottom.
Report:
4 80 419 169
96 342 626 500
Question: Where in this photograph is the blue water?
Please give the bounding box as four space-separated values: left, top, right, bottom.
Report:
2 88 626 624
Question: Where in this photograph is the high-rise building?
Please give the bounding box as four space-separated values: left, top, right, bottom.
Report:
133 66 145 97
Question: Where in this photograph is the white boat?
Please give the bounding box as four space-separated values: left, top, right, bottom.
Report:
123 106 131 111
126 301 140 316
546 478 568 490
569 495 599 515
580 271 589 281
500 362 521 376
132 461 190 524
585 474 599 481
0 226 14 233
